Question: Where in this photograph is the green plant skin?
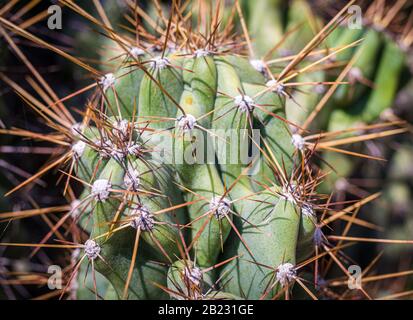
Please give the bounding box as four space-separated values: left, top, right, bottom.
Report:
212 57 251 187
318 151 354 195
333 27 365 62
94 231 169 300
126 157 185 262
138 56 184 142
245 0 283 58
174 56 232 268
296 214 316 262
284 0 323 53
107 67 145 118
191 56 218 121
75 189 95 233
282 1 326 129
326 27 344 49
87 157 171 299
74 126 107 182
334 29 383 106
87 158 170 299
260 114 295 181
104 283 119 300
174 88 232 268
75 258 114 300
166 259 244 300
219 189 300 299
3 0 411 302
285 70 325 126
328 37 405 133
223 56 265 84
93 157 126 237
362 39 405 123
242 82 294 190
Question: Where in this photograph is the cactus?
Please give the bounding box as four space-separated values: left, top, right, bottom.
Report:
0 0 412 300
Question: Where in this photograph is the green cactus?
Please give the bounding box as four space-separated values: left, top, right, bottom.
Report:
71 43 313 299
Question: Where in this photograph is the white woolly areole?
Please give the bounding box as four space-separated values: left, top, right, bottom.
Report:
127 143 143 156
282 184 298 204
84 239 101 260
72 140 86 158
124 168 140 191
234 95 254 113
100 73 116 91
91 179 111 202
266 80 285 95
348 67 362 82
335 178 348 192
110 148 125 161
70 199 82 218
250 59 266 73
291 134 305 150
276 263 296 287
150 56 170 69
380 108 394 121
130 46 145 58
301 204 315 218
184 266 203 286
315 84 326 94
112 119 130 141
194 49 211 58
177 114 197 132
130 206 155 231
209 196 231 220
